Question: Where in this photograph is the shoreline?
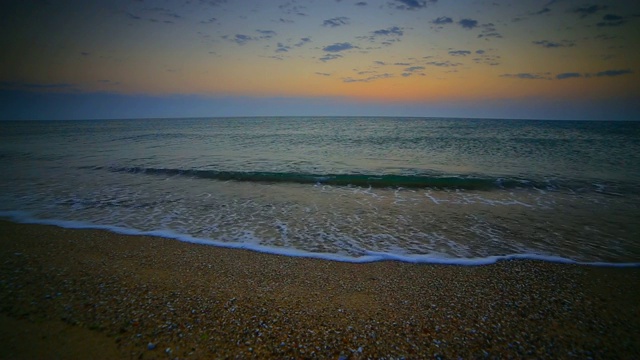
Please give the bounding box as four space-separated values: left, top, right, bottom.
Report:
2 213 638 267
1 219 639 358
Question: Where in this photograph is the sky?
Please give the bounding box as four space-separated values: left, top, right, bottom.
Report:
0 0 639 120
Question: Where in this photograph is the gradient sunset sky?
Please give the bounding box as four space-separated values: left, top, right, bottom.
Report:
1 0 638 120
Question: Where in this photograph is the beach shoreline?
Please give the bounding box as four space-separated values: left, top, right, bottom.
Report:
1 219 638 359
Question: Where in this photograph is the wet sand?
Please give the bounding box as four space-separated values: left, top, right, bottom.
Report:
0 220 638 359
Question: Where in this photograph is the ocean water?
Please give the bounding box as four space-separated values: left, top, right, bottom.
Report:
1 117 639 265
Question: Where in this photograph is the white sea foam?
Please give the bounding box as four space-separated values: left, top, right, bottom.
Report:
2 210 639 268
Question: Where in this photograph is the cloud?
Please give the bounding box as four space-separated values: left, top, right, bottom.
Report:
323 42 356 52
500 73 550 80
432 16 453 25
319 53 343 62
424 60 462 67
279 1 308 16
477 23 502 39
596 69 632 77
574 5 607 18
534 8 551 15
372 26 404 37
343 73 393 82
358 26 404 46
126 12 142 20
458 18 478 29
200 17 217 24
222 34 255 45
140 7 182 24
315 72 331 77
472 51 501 66
294 37 311 47
402 66 425 77
556 72 582 80
532 40 575 48
597 14 625 27
323 17 350 27
355 1 367 5
478 32 502 39
374 61 386 65
200 0 226 6
256 30 276 39
146 7 181 19
503 69 633 80
449 50 471 56
276 43 291 53
390 0 435 10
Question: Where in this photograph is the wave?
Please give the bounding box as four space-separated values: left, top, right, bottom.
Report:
95 166 528 190
1 210 638 267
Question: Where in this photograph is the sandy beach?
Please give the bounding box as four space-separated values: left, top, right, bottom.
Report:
0 219 638 359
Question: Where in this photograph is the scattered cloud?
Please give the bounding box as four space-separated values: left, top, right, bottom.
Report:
126 12 142 20
80 52 90 56
323 17 350 27
372 26 404 37
355 1 367 5
343 73 393 82
449 50 471 56
358 26 404 45
533 8 551 15
200 17 217 24
500 73 550 80
432 16 453 25
473 52 501 66
146 7 181 19
315 72 332 76
294 37 311 47
597 14 625 27
478 23 502 39
276 43 291 53
405 66 425 72
256 29 277 39
402 66 425 77
596 69 632 77
222 34 255 45
458 18 478 30
505 69 632 80
424 60 462 67
199 0 226 6
556 72 582 80
390 0 435 10
573 5 607 18
124 7 181 24
279 1 308 16
532 40 575 48
319 53 343 62
323 42 356 52
222 30 276 45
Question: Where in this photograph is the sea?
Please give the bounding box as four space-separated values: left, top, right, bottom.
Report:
1 117 639 266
